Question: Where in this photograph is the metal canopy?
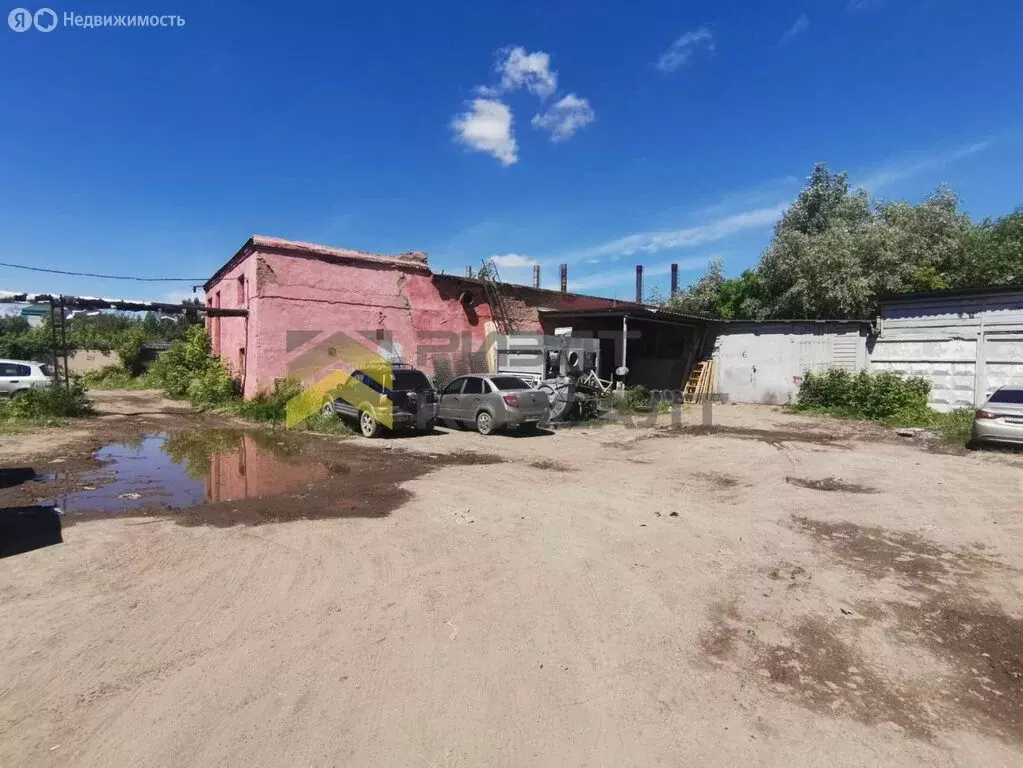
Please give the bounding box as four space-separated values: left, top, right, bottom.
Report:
538 307 712 327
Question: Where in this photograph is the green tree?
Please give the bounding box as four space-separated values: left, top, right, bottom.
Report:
858 187 972 299
0 316 57 361
965 209 1023 287
662 257 727 315
714 269 767 319
651 163 1022 320
756 164 873 318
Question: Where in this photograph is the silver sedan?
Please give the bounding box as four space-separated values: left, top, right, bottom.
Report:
437 374 549 435
970 385 1023 447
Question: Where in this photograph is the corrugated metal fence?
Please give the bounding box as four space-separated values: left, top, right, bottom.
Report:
872 290 1023 411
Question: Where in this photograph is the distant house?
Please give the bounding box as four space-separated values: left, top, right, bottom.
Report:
873 286 1023 410
19 305 49 328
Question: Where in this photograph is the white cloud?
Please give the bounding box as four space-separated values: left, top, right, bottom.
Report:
656 27 715 73
454 45 593 161
490 253 535 268
780 14 810 45
452 98 518 166
496 46 557 98
531 94 595 142
569 203 787 263
852 139 993 192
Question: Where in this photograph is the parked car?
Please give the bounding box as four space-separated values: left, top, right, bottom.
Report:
321 362 438 438
437 374 549 435
970 385 1023 447
0 359 54 398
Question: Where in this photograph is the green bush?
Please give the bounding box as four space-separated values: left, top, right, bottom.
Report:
148 326 238 407
795 368 972 447
116 328 147 376
0 381 95 421
797 368 930 421
187 365 238 408
615 385 651 412
234 379 303 423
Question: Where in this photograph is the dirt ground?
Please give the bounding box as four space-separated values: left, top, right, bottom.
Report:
1 390 1021 767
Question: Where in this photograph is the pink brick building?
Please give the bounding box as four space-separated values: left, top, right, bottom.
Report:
204 236 633 398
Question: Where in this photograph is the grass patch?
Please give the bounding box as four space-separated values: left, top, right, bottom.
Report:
0 381 95 431
888 407 974 446
295 412 355 436
80 364 159 390
0 414 70 434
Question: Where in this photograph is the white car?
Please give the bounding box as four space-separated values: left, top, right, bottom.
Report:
0 359 54 397
970 385 1023 447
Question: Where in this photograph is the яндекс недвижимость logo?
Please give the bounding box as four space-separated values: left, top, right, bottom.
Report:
8 7 57 31
8 8 185 31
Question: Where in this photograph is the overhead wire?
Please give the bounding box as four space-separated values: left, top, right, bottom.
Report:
0 260 205 282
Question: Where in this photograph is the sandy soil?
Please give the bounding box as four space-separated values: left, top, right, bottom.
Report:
1 399 1021 767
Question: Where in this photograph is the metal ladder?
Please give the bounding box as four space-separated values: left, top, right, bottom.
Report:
479 258 517 334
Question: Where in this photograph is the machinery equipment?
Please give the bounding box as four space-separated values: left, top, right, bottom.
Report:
494 332 609 422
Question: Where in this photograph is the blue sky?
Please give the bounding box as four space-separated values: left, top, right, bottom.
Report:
1 0 1021 302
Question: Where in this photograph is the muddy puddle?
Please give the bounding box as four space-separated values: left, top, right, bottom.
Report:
41 431 329 516
4 429 503 529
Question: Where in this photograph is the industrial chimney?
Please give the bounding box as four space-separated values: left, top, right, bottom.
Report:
670 263 679 297
560 263 568 293
635 265 644 304
533 264 541 288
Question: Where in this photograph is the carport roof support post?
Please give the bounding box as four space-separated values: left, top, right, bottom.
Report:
621 314 628 382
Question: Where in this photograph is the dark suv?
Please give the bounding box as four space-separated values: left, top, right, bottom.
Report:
321 362 438 438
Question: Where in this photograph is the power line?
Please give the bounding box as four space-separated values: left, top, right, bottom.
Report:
0 260 206 282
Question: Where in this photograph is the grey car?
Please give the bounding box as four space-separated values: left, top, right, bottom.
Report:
437 374 549 435
970 385 1023 447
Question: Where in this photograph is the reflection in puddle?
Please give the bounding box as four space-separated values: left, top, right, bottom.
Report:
47 431 329 515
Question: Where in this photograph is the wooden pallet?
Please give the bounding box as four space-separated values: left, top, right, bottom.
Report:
682 360 715 404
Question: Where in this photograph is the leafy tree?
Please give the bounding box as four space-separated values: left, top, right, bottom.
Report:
757 164 873 318
715 269 767 319
965 209 1023 287
0 316 56 361
858 188 972 299
662 257 727 315
654 163 1022 320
